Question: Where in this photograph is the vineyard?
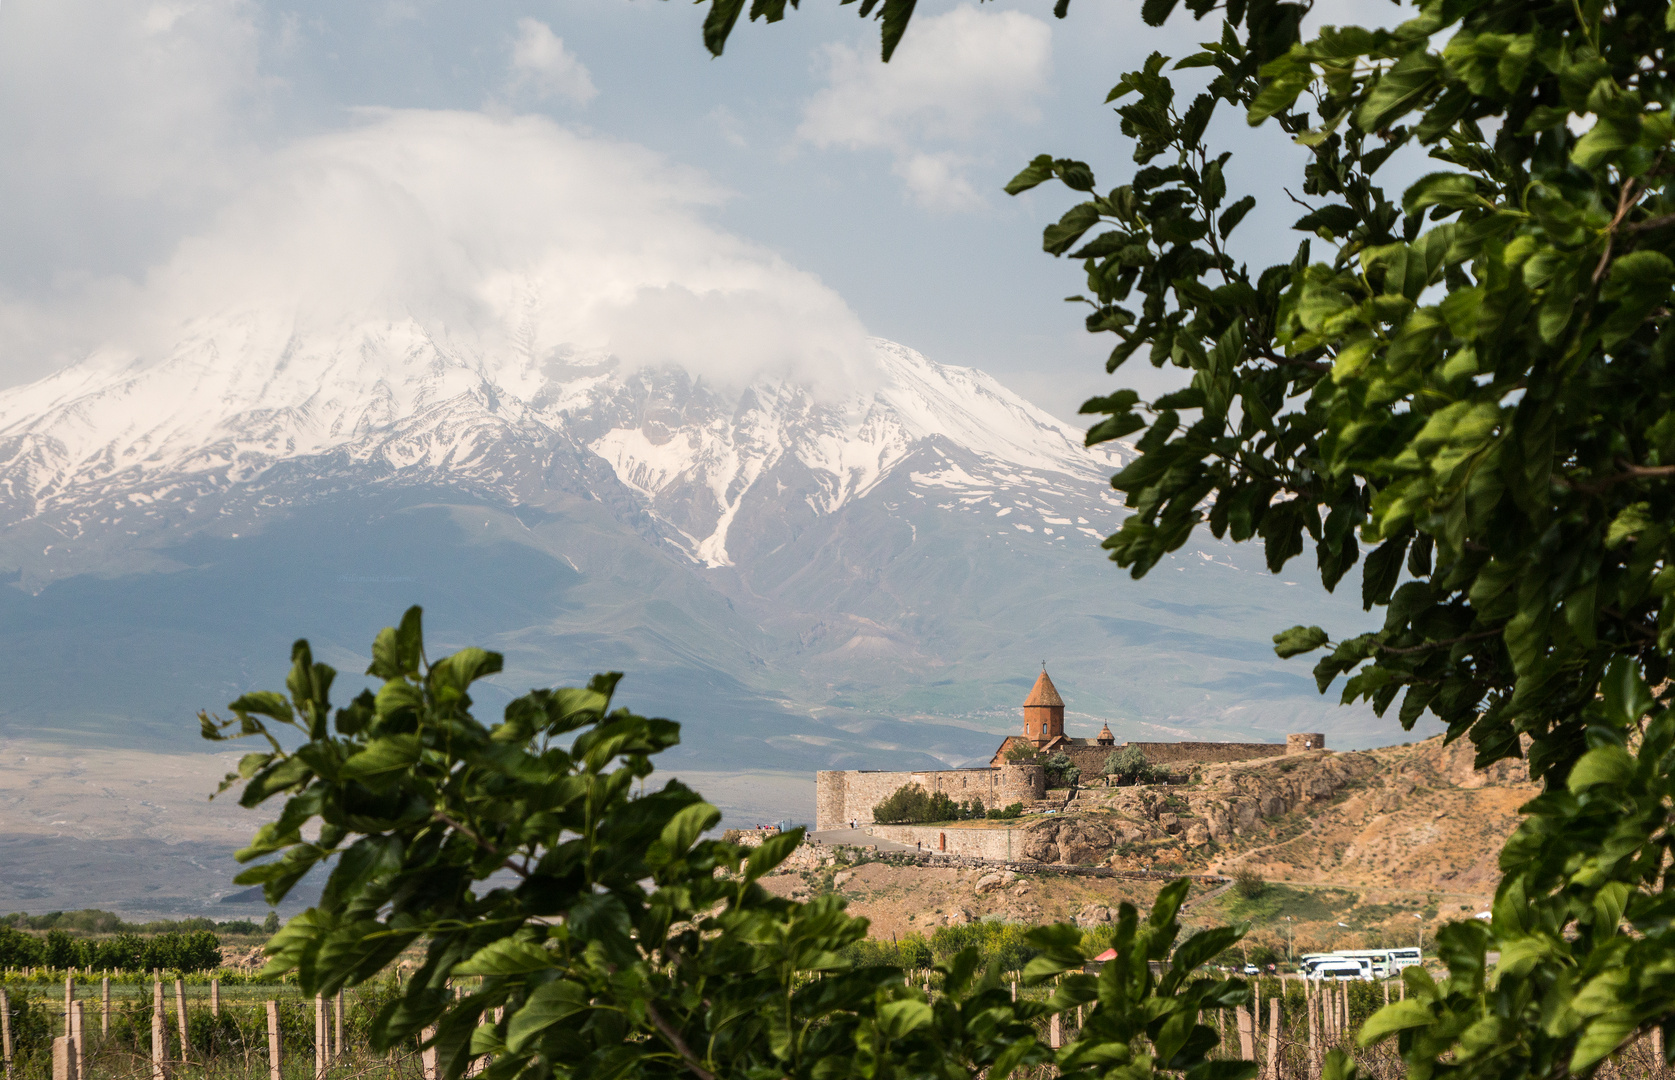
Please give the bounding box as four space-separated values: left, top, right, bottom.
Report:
5 966 1673 1080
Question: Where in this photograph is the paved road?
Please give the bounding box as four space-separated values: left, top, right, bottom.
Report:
807 828 920 853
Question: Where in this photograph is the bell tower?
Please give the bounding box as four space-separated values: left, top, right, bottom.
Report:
1022 668 1065 746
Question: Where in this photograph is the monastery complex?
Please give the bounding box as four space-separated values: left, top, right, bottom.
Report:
814 669 1325 831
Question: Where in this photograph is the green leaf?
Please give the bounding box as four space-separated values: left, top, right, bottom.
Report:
1139 0 1180 27
1356 1000 1433 1046
453 938 557 976
877 998 933 1039
1359 50 1443 131
505 980 589 1052
1567 745 1634 792
1273 625 1329 658
368 606 425 681
339 736 423 781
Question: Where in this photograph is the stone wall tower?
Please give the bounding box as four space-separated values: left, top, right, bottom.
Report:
1023 668 1065 746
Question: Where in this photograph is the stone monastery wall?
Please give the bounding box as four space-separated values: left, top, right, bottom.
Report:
1122 742 1289 765
816 765 1044 831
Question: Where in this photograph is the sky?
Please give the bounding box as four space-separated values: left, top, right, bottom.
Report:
0 0 1412 422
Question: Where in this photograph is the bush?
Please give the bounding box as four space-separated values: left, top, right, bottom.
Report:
1042 752 1080 789
1233 869 1266 900
929 922 1040 972
986 802 1025 820
842 934 932 969
1104 746 1166 785
872 784 984 824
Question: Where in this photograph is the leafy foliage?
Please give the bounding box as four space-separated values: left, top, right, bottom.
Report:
693 0 1675 1074
1042 751 1081 789
987 801 1026 820
1104 746 1168 785
0 926 221 972
872 783 986 824
1232 870 1266 902
208 608 1259 1080
1009 746 1081 789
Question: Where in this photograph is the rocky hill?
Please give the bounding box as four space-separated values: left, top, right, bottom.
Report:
1032 735 1533 896
768 735 1535 952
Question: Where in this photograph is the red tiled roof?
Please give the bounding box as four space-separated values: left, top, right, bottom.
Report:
1023 669 1064 708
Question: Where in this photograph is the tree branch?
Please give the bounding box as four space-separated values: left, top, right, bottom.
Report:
645 1002 717 1080
431 811 531 879
1254 345 1332 373
1374 627 1502 655
1555 461 1675 494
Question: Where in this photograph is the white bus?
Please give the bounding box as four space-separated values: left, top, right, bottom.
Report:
1302 949 1421 979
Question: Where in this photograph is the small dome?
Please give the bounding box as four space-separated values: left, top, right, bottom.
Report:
1097 723 1115 745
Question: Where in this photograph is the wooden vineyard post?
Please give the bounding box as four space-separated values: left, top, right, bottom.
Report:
71 1001 84 1080
266 1001 282 1080
1010 980 1017 1002
421 1026 439 1080
315 994 327 1080
1305 984 1319 1080
1049 1013 1061 1049
152 978 167 1080
1265 997 1279 1080
211 979 220 1018
1237 1006 1255 1060
102 977 111 1035
53 1036 77 1080
2 986 13 1080
64 973 73 1040
335 989 344 1059
175 978 189 1060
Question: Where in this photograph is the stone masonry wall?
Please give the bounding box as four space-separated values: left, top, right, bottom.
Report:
865 824 1028 861
1124 742 1289 765
815 766 1043 830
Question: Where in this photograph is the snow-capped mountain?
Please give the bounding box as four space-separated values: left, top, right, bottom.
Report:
0 315 1127 574
0 315 1391 772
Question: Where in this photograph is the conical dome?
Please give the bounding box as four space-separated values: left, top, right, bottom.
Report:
1023 669 1064 708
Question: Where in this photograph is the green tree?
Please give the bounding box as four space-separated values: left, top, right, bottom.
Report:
1104 746 1166 785
872 782 968 823
206 608 1257 1080
690 0 1675 1073
1042 751 1081 789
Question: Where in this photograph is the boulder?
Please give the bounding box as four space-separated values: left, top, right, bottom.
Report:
1183 822 1211 847
975 872 1009 895
1075 904 1113 927
833 870 854 889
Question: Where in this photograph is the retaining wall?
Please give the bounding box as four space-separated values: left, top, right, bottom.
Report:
864 824 1029 860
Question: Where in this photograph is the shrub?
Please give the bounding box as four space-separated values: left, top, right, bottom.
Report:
986 802 1025 820
1104 746 1166 785
1041 751 1080 789
1233 870 1266 900
872 784 984 824
929 922 1040 972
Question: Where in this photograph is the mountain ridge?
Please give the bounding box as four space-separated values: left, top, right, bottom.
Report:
0 316 1409 770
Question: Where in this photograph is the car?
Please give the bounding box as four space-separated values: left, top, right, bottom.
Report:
1242 964 1260 975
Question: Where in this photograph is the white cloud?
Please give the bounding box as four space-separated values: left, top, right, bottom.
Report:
798 4 1052 208
3 110 876 397
506 18 598 106
0 0 265 284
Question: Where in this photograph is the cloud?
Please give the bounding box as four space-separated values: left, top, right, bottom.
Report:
798 4 1052 208
0 0 265 287
506 18 598 106
3 110 876 397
